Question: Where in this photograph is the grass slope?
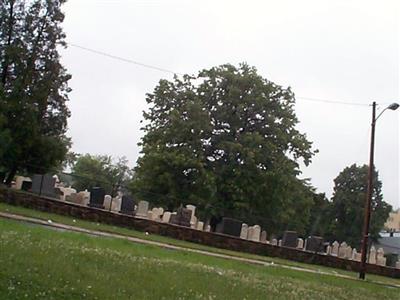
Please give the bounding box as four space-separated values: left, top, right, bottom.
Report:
0 218 399 299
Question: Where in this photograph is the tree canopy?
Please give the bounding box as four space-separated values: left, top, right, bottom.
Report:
0 0 71 183
132 64 317 234
327 164 392 248
71 154 133 195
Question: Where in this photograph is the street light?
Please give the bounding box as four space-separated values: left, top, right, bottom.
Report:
359 101 399 280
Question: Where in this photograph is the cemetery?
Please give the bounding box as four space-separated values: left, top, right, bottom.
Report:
1 174 399 278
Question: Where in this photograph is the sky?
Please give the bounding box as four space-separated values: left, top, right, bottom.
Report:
60 0 399 209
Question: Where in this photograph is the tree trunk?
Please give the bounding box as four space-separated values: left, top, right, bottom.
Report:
1 0 15 86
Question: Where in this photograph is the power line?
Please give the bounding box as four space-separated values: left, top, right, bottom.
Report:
68 42 371 107
68 42 184 76
296 97 369 107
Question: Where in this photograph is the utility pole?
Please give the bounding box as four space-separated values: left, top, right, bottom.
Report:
359 101 376 280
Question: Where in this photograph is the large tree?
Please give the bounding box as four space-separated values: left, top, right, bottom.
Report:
0 0 71 184
132 64 316 233
328 164 392 248
71 154 133 195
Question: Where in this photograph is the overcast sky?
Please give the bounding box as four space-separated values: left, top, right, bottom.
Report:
60 0 399 209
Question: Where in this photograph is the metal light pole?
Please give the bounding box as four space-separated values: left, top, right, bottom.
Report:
359 102 399 280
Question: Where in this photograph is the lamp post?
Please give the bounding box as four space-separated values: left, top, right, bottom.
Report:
359 101 399 280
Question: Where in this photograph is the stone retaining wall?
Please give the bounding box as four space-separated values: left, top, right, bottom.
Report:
1 187 399 278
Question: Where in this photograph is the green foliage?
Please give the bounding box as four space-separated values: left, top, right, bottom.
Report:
327 164 392 248
132 63 316 233
0 0 71 182
71 154 133 195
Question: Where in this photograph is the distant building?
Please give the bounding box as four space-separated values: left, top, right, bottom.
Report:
384 209 400 232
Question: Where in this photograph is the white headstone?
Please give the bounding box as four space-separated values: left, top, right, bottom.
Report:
59 186 77 201
345 246 352 259
260 230 267 243
196 221 204 231
205 225 211 232
162 211 172 223
111 196 121 212
278 239 282 247
190 215 198 229
338 242 348 258
368 246 377 264
251 225 261 242
326 245 332 255
152 207 164 221
296 238 304 250
331 241 339 256
395 261 400 269
376 248 386 266
147 210 153 220
13 176 31 190
104 195 112 210
136 201 149 217
271 238 278 246
240 223 248 239
186 205 196 218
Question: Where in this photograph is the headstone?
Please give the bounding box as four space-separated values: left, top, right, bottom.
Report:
31 174 56 197
196 221 204 231
345 246 352 259
14 176 31 190
205 225 211 232
215 218 243 237
326 245 332 255
104 195 112 210
190 215 198 229
111 196 122 212
58 186 77 201
331 241 339 256
77 190 90 206
305 236 324 252
271 238 278 246
162 212 172 223
351 248 358 261
395 261 400 269
376 248 386 266
368 246 377 264
296 238 304 250
250 225 261 242
119 195 135 215
147 210 153 220
278 239 282 247
260 230 267 243
282 231 298 248
152 207 164 221
169 207 191 227
136 201 149 217
186 205 196 218
88 187 105 209
338 242 348 258
240 223 248 239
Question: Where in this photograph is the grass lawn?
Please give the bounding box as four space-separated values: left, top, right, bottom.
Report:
1 218 399 299
0 202 399 287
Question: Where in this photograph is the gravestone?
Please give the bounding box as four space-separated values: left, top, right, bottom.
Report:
260 231 267 243
345 246 352 259
271 238 278 246
240 224 248 239
31 174 56 197
368 246 377 264
136 201 149 217
190 215 198 229
282 231 298 248
338 242 348 258
169 207 192 227
278 239 282 247
196 221 204 231
58 187 77 201
296 238 304 250
205 225 211 232
162 212 172 223
215 218 242 237
119 195 135 215
395 261 400 269
376 248 386 266
14 176 31 190
331 241 339 256
326 245 332 255
152 207 164 221
186 205 196 217
76 190 90 206
104 195 112 210
89 187 105 209
305 236 324 252
249 225 261 242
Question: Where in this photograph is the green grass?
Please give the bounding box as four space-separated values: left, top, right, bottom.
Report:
0 201 399 287
0 218 399 299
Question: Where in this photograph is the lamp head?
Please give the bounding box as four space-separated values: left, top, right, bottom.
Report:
388 103 399 111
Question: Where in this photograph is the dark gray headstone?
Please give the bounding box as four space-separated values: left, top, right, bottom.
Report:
119 195 135 215
305 236 324 252
31 174 43 194
215 218 242 237
169 207 191 227
89 187 105 209
282 231 298 248
31 174 56 197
